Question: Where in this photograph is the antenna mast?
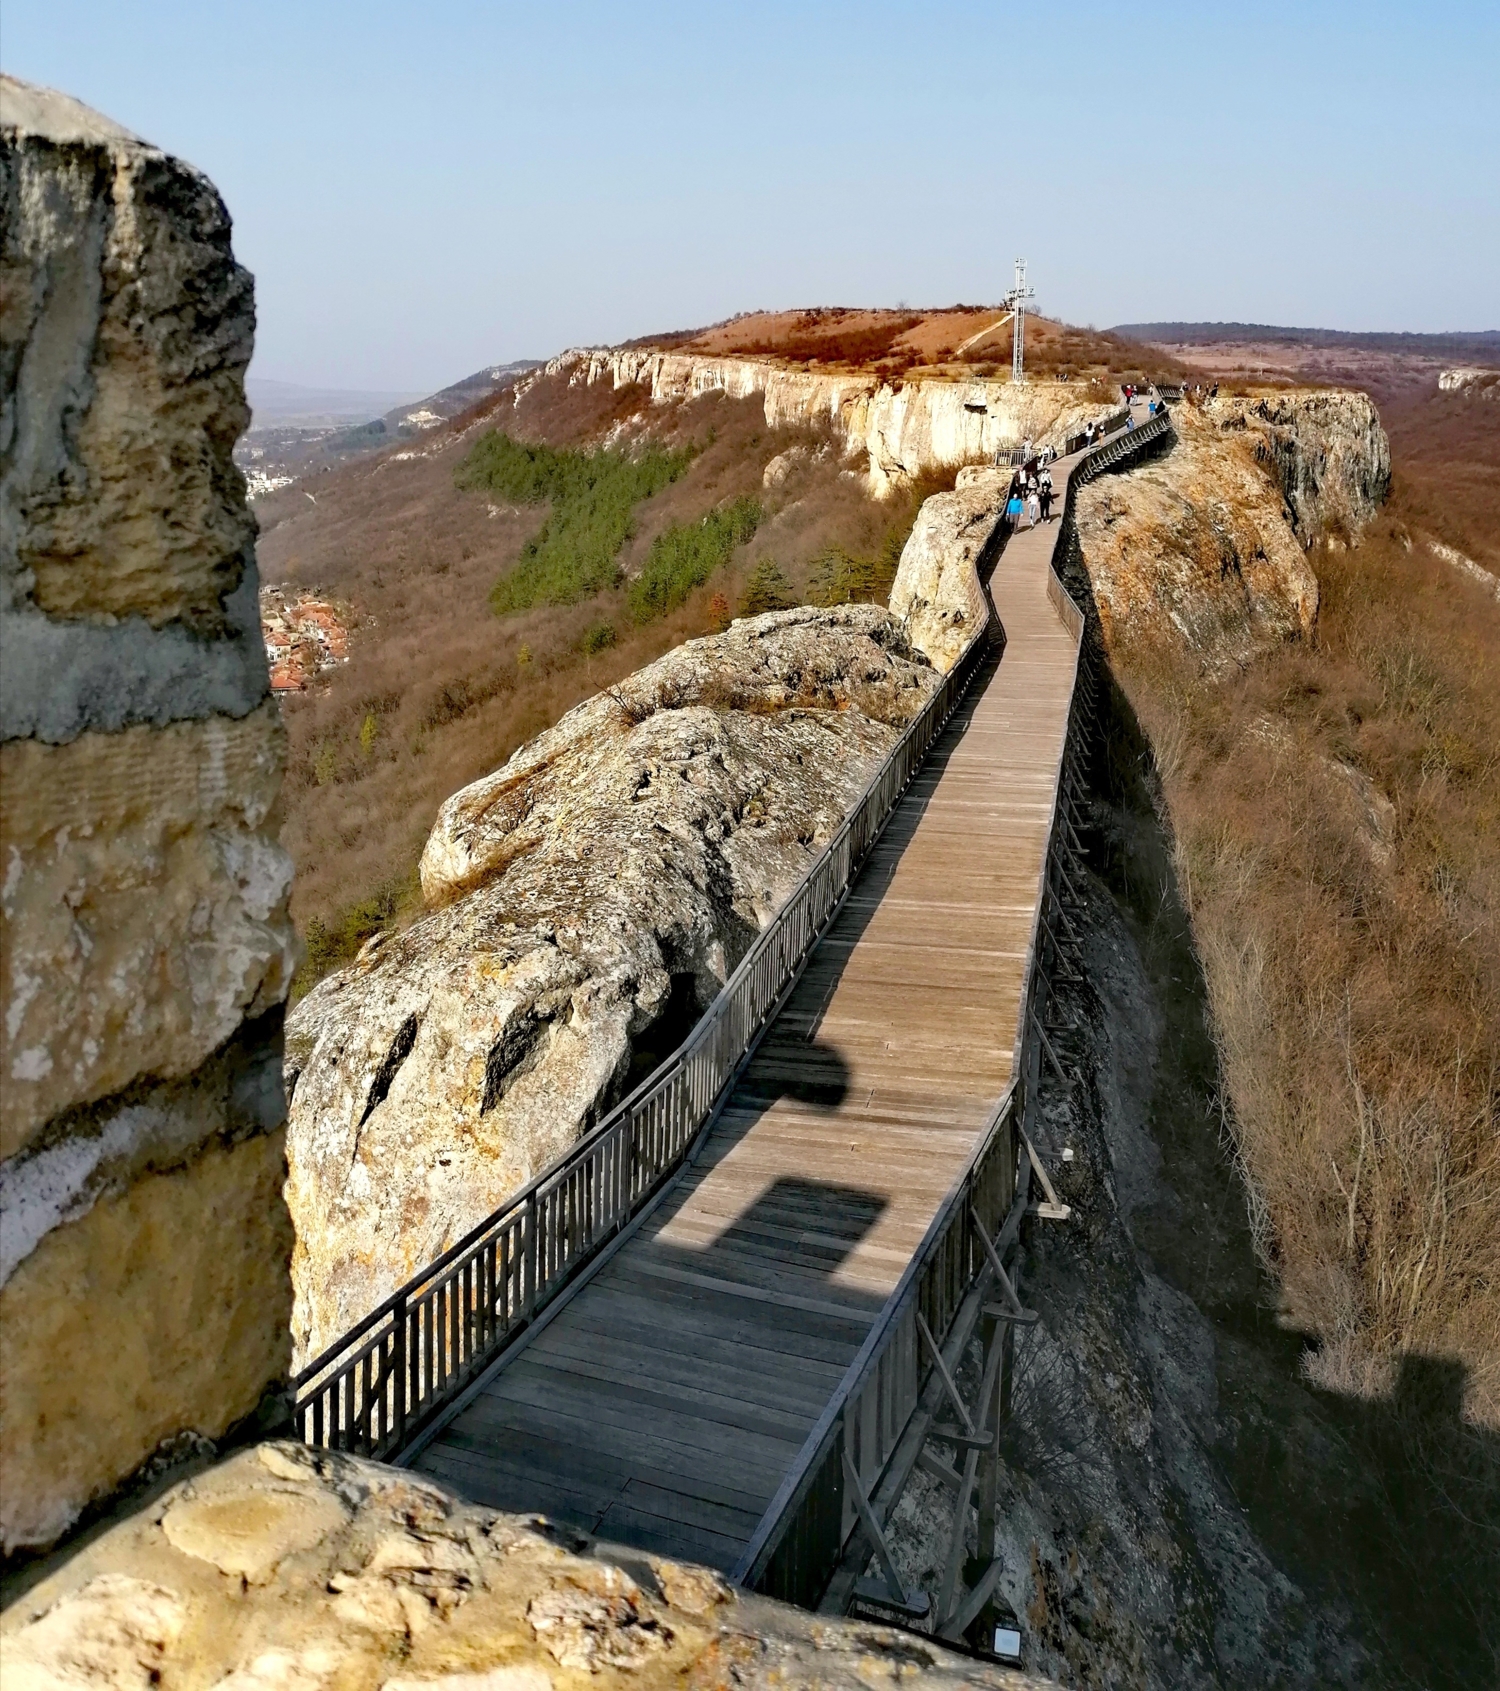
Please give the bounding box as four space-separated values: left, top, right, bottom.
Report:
1010 257 1035 383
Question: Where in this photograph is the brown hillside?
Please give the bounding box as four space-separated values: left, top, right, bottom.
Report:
680 306 1189 385
257 366 951 988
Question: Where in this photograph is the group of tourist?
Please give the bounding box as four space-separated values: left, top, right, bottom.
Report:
1005 461 1055 529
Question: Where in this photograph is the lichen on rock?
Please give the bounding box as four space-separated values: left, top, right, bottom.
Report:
1 1442 1051 1690
285 604 940 1362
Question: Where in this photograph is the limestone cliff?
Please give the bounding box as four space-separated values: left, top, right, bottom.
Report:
0 76 297 1553
888 465 1010 672
520 348 1113 496
2 1441 1049 1690
1067 393 1388 669
285 606 939 1364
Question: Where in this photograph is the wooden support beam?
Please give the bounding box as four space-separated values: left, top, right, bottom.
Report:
938 1556 1007 1643
1031 1008 1069 1084
916 1312 976 1435
1019 1127 1071 1222
842 1450 928 1617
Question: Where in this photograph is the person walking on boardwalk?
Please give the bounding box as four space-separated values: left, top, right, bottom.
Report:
1026 487 1041 528
1039 468 1054 522
1006 485 1023 528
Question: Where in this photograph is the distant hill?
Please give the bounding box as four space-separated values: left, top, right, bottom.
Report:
238 360 542 493
1113 322 1500 366
246 377 427 427
378 360 542 434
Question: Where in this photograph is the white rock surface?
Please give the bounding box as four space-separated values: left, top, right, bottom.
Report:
888 466 1011 671
520 348 1111 495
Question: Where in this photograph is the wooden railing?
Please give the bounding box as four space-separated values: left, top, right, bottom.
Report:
1063 409 1129 456
730 407 1173 1607
290 563 999 1459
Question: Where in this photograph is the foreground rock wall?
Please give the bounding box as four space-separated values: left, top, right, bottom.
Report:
2 1441 1048 1689
522 348 1111 496
285 606 940 1363
1068 394 1388 670
0 77 297 1553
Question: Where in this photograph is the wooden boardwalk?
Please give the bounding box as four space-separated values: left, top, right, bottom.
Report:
412 448 1091 1569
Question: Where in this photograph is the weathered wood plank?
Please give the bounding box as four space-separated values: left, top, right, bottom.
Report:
416 460 1088 1575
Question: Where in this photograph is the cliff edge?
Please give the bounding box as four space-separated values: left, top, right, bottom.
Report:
1068 391 1388 669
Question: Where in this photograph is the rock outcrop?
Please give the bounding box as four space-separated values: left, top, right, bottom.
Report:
1068 394 1388 670
888 465 1010 672
1437 365 1500 398
1210 389 1389 541
0 77 296 1554
285 606 939 1363
2 1441 1049 1690
520 349 1113 496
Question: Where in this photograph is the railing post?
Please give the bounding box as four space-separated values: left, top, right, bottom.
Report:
392 1293 407 1448
525 1191 539 1318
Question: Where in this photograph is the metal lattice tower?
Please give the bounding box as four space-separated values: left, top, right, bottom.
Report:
1010 258 1035 383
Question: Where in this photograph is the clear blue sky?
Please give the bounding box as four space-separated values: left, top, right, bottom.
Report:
5 1 1496 391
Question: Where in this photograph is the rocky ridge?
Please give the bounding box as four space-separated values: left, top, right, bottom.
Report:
520 349 1111 496
1067 393 1387 670
285 606 943 1363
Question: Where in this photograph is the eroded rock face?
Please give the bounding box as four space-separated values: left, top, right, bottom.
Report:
1209 390 1389 540
888 465 1009 671
285 606 939 1362
1 1442 1050 1690
1069 395 1387 670
0 77 295 1553
523 348 1112 496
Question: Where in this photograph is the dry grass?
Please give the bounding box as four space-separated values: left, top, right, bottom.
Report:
677 307 1191 387
1115 496 1500 1420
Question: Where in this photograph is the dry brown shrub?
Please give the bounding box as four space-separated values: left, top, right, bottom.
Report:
730 309 925 368
1115 503 1500 1420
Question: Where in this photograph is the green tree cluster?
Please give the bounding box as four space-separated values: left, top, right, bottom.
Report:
807 530 906 607
457 431 693 613
739 558 795 616
627 497 762 623
296 872 419 999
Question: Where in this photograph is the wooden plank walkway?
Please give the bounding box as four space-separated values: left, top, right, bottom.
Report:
412 441 1094 1569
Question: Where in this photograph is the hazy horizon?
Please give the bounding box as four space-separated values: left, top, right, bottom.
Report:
5 0 1495 391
